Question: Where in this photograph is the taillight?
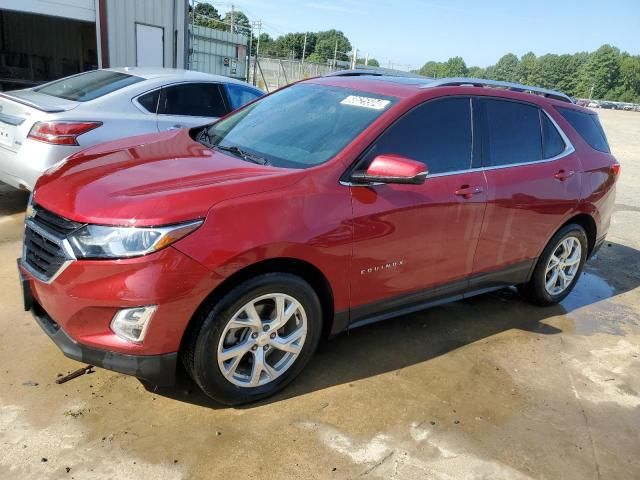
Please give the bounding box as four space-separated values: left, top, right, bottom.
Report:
28 121 102 146
611 162 621 177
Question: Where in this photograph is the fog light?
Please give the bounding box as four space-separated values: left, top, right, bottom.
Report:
111 306 157 343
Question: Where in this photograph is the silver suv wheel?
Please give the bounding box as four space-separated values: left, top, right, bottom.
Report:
216 293 307 387
544 236 582 295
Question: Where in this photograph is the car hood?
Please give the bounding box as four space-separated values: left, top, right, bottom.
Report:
34 129 304 226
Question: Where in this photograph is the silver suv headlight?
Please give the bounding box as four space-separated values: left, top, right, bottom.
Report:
67 220 203 259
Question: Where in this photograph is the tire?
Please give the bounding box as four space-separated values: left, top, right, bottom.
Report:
182 273 322 405
518 224 588 306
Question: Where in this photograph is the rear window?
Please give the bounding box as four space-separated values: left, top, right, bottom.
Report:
556 107 610 153
34 70 144 102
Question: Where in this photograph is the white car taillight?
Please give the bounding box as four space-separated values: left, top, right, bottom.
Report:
28 121 102 146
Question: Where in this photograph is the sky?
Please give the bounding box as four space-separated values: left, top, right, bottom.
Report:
207 0 640 70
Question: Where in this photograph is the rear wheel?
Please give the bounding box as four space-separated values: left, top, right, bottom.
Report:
183 273 322 405
518 224 588 306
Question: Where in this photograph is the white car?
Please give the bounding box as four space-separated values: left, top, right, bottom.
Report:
0 68 264 190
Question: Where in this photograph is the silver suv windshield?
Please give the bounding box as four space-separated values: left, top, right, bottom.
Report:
200 83 397 169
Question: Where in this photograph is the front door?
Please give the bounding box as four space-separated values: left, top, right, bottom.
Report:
349 97 487 323
472 97 582 281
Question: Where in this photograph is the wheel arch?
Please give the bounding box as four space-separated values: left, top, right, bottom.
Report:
180 257 336 353
560 213 597 256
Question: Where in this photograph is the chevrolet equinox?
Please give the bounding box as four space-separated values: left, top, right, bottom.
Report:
18 73 619 405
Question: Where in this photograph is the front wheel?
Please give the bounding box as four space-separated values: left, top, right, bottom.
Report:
183 273 322 405
518 224 588 306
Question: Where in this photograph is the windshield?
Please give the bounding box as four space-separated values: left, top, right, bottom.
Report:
34 70 144 102
200 83 397 169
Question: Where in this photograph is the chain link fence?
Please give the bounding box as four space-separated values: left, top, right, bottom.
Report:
249 57 346 92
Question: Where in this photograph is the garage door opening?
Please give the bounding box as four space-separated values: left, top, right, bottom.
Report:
0 10 97 91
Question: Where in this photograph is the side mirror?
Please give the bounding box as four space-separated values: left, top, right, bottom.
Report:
351 154 428 185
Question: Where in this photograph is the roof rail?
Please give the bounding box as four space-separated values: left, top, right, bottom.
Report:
421 77 573 103
324 69 428 79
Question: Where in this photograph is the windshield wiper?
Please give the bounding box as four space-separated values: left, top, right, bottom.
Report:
214 144 269 166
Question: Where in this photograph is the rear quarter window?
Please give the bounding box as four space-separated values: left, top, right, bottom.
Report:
556 107 610 153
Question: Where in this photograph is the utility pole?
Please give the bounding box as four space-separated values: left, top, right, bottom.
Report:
333 39 338 69
229 4 235 33
365 53 369 66
251 20 262 86
351 47 357 69
589 83 595 100
246 22 253 82
301 32 308 65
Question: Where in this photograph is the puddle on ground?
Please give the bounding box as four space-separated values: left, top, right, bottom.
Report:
560 271 639 336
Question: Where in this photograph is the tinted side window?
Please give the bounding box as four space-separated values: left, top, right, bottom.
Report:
137 89 160 113
159 83 227 117
556 107 610 153
483 99 542 166
363 97 472 175
225 84 263 110
540 112 565 158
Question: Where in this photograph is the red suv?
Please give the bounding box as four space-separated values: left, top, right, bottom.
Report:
18 73 619 404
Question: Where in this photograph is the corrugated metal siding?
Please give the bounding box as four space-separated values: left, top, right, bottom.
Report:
0 0 96 21
106 0 177 67
189 25 247 79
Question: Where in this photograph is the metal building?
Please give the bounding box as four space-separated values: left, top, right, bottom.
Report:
0 0 248 90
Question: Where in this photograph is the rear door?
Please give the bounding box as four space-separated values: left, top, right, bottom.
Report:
155 82 229 131
472 97 581 283
349 97 488 322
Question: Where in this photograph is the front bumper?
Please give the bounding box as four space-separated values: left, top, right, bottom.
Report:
31 300 178 386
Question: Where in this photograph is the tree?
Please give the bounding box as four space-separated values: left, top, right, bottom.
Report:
313 30 351 62
516 51 536 84
619 54 640 99
466 66 486 78
275 32 317 60
442 56 468 77
191 2 223 29
578 44 621 98
366 58 380 67
494 53 519 82
418 61 440 77
223 10 251 35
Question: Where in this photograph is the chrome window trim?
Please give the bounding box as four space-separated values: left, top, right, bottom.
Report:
132 87 162 114
132 81 226 116
22 218 76 284
339 107 575 185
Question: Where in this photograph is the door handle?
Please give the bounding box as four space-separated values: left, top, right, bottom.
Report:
554 169 575 181
455 185 484 199
167 125 182 130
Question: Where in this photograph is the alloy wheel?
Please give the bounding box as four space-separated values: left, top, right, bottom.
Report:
544 236 582 296
217 293 307 387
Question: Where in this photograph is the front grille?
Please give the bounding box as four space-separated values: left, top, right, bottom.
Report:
31 204 83 236
23 205 82 282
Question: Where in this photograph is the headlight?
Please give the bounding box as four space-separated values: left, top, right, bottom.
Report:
68 220 203 259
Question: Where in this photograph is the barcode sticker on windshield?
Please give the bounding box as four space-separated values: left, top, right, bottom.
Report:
340 95 391 110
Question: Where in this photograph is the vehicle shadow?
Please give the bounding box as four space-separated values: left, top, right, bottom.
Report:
148 240 640 409
0 185 29 216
